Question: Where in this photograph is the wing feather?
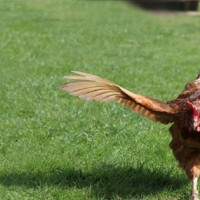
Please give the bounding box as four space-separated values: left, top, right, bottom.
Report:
61 71 176 124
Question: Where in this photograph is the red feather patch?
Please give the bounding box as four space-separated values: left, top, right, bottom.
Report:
186 101 199 118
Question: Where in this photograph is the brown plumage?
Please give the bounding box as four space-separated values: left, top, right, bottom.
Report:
61 71 200 200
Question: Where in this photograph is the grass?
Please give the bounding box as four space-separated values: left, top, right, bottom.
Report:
0 0 200 199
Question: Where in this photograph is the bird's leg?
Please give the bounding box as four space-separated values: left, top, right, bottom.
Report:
190 177 199 200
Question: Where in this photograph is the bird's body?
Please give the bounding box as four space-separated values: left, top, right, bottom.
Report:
61 71 200 200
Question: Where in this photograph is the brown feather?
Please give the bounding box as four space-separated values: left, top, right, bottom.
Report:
61 71 176 124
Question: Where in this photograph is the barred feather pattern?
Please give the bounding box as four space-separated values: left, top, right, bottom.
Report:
61 71 175 124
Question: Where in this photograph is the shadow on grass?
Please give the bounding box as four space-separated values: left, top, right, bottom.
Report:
0 164 188 199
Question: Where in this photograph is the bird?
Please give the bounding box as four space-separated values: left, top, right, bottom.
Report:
61 71 200 200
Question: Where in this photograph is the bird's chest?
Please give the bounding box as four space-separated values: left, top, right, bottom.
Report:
169 123 200 150
169 124 200 175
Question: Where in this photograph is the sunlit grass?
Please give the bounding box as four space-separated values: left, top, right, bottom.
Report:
0 0 200 199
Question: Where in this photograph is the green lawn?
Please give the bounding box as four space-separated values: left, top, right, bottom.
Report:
1 0 200 199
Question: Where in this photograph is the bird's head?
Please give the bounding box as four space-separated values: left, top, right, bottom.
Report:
186 101 200 132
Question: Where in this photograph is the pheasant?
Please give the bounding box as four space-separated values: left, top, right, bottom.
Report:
61 71 200 200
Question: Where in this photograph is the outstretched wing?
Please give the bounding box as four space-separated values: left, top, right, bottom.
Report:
61 71 176 124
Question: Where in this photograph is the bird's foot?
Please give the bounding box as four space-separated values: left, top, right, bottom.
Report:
190 192 199 200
